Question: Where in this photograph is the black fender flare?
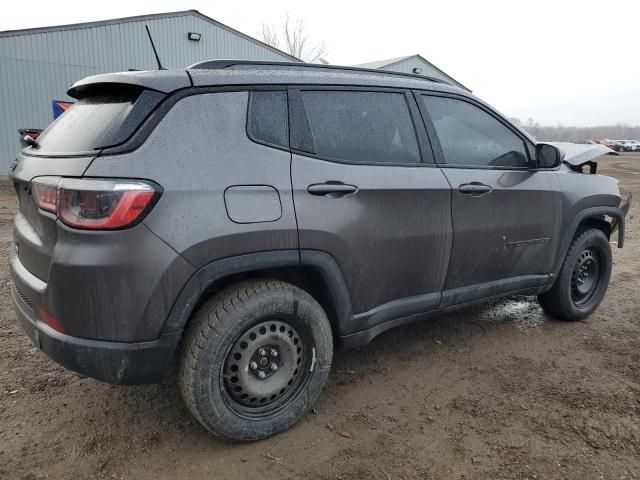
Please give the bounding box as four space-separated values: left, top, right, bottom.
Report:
161 249 353 336
552 206 625 278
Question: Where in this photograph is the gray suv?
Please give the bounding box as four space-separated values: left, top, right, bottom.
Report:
9 61 631 441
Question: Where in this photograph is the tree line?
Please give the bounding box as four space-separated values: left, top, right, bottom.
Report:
510 118 640 142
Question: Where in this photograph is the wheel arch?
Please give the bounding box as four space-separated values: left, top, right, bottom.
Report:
161 250 353 338
580 217 612 238
552 206 625 277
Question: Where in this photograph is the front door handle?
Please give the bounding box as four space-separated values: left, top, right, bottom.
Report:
458 182 492 196
307 182 358 198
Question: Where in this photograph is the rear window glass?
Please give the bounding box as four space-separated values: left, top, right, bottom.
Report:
298 91 420 164
247 91 288 148
33 93 139 154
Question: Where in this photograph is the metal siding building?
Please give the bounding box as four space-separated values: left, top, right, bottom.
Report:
0 10 298 171
355 54 470 92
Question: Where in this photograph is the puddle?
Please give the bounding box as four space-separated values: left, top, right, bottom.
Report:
479 297 549 331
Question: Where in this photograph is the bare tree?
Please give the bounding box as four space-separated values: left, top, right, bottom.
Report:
261 14 328 63
261 24 280 50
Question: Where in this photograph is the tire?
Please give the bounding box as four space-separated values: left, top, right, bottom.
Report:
179 279 333 441
538 228 612 320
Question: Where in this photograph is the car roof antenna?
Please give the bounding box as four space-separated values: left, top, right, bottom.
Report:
145 25 166 70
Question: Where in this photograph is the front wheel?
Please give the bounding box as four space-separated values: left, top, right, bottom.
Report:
538 228 612 320
179 279 333 441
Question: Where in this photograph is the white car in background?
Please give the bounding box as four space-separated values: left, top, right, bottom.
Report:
618 140 640 152
627 140 640 152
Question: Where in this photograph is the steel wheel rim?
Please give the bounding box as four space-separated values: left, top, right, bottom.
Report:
571 247 602 308
220 317 313 419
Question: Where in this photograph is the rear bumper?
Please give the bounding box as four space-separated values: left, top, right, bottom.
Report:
11 211 195 342
11 282 181 385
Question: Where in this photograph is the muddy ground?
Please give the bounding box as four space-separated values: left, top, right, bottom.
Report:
1 154 639 480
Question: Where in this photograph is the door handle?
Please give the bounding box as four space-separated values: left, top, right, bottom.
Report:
458 182 492 196
307 182 358 197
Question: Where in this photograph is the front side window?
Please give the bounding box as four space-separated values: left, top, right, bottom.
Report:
421 95 529 168
297 90 420 164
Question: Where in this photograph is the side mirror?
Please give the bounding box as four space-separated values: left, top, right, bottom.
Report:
536 144 561 168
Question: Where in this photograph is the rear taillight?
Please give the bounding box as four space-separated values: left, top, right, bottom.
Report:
57 179 158 230
30 177 161 230
31 178 58 213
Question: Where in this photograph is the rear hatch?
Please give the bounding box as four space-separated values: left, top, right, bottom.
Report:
10 85 164 282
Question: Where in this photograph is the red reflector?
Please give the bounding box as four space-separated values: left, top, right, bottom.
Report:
38 308 66 334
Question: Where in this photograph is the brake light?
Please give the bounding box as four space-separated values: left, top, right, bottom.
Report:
30 177 161 230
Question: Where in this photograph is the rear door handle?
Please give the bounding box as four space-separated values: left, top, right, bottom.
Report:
307 182 358 197
458 182 492 196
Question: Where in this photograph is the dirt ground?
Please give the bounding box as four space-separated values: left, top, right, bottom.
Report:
1 154 639 480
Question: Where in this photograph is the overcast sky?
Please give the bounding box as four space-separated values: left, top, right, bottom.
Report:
2 0 639 126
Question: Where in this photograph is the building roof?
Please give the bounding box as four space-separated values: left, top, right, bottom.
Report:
355 54 470 92
0 9 301 62
355 55 417 70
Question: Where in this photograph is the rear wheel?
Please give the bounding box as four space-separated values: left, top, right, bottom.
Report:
179 279 333 441
538 228 612 320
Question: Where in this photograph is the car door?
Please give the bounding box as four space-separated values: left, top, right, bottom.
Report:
416 92 563 307
288 87 452 335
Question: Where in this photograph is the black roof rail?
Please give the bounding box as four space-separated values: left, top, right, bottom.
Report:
187 60 451 86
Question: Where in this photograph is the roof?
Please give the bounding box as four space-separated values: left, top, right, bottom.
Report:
355 54 471 92
0 9 301 62
67 63 469 99
189 60 450 86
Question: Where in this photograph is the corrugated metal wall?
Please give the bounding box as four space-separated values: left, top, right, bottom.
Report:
0 12 293 171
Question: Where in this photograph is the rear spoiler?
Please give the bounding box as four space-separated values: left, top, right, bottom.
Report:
68 70 191 99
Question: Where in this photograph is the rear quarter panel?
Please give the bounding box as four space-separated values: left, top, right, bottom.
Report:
83 90 298 267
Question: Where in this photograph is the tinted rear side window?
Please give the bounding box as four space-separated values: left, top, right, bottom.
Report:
421 95 528 168
247 91 288 148
297 91 420 164
29 88 163 155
